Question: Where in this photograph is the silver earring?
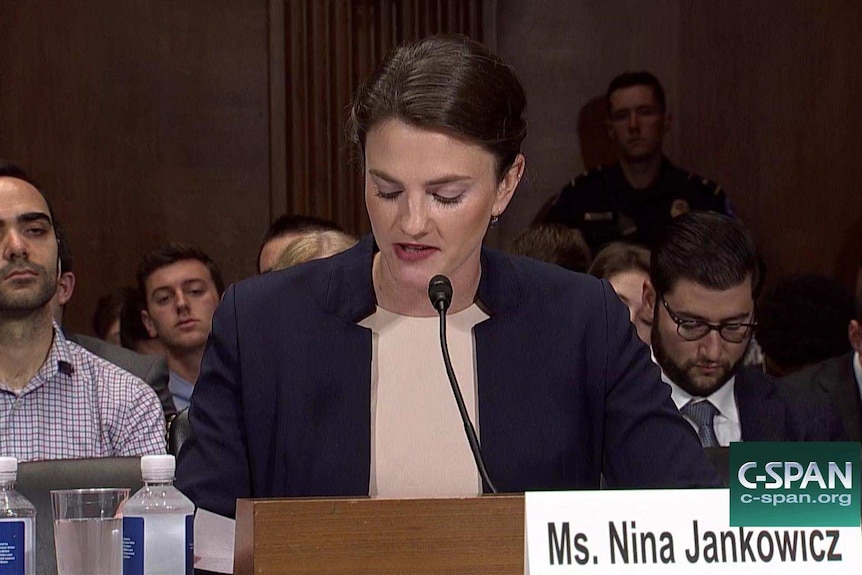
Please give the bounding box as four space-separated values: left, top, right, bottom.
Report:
489 215 499 228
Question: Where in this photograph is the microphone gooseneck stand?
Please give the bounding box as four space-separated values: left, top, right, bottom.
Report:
428 275 498 494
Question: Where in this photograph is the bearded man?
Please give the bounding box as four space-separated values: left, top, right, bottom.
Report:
0 161 165 461
642 211 844 445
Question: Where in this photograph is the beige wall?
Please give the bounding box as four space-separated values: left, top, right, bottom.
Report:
492 0 861 289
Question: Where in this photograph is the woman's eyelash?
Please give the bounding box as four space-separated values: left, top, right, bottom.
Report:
374 189 401 200
433 194 464 206
373 187 465 205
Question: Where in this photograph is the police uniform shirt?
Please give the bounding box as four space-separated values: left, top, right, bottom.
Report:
543 157 730 254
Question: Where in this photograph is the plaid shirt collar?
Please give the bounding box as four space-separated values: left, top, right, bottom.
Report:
21 322 75 395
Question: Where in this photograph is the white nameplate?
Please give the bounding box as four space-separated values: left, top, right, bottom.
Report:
525 489 862 574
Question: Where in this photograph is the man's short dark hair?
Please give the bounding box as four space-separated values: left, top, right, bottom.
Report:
136 242 225 300
651 211 760 297
0 160 56 223
118 286 156 349
606 71 666 113
257 215 343 271
55 224 73 275
92 288 125 340
588 242 650 280
509 223 592 273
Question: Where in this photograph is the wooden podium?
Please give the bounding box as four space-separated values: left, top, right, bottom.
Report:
234 495 525 574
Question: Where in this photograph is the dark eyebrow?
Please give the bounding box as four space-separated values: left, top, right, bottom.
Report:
369 169 471 187
677 310 753 323
17 212 53 226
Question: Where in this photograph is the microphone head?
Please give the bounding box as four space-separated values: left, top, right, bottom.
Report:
428 274 453 312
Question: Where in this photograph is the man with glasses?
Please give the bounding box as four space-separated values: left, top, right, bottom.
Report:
542 72 731 254
643 211 844 446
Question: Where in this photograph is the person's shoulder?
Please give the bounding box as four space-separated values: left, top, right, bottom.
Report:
67 333 157 380
782 353 852 387
492 248 606 306
563 165 612 192
666 163 728 203
66 339 151 394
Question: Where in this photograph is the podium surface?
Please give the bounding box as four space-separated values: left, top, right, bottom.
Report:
235 495 524 575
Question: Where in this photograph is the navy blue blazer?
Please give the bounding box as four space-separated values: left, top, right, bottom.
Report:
735 366 847 442
175 236 720 517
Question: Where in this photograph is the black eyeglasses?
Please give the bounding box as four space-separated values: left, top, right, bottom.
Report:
660 296 756 344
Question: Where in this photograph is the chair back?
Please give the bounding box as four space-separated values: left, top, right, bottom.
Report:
17 457 143 575
168 407 192 456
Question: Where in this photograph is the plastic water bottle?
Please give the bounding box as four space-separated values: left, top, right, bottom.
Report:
123 455 194 575
0 457 35 575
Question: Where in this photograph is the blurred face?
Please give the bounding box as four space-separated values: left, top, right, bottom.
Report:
141 259 220 353
607 85 669 162
652 278 754 397
365 119 521 303
0 177 58 314
607 269 652 344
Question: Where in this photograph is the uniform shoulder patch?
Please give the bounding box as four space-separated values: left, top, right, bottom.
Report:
570 166 604 188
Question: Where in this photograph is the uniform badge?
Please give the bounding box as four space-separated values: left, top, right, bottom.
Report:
670 199 690 218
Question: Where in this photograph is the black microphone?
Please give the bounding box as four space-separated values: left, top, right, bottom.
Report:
428 274 498 494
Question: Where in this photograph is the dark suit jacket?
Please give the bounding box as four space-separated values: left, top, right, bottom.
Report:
780 353 862 442
67 333 177 421
736 366 847 441
175 236 721 517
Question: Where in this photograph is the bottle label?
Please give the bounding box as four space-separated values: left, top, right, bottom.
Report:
185 514 194 575
0 521 26 575
122 517 144 575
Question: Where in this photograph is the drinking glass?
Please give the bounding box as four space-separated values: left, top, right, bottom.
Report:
50 488 129 575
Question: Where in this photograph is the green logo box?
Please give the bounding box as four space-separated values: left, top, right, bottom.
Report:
729 442 861 527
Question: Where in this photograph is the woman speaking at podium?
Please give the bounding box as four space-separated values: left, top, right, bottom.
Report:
176 35 720 518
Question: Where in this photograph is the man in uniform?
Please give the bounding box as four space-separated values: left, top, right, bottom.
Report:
542 72 730 253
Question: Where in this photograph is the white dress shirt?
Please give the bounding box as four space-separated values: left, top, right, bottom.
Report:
659 368 742 446
853 351 862 404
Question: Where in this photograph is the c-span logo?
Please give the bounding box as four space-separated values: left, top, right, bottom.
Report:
730 442 860 527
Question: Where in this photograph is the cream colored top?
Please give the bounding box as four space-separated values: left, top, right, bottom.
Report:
359 304 489 498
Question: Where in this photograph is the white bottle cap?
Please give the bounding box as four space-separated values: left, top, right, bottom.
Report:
141 454 176 482
0 457 18 482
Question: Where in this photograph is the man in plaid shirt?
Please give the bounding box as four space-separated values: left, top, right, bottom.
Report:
0 162 165 461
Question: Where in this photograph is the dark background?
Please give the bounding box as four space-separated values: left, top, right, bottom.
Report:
1 0 859 334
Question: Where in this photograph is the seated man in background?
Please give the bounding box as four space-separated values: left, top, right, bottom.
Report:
272 229 358 272
257 214 343 274
49 228 176 422
508 223 592 273
782 265 862 441
755 273 855 377
542 72 730 253
91 288 125 345
138 243 223 411
0 161 165 460
588 241 652 344
643 211 844 445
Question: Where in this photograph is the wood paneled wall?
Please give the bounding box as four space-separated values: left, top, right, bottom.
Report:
0 1 272 333
273 0 483 236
